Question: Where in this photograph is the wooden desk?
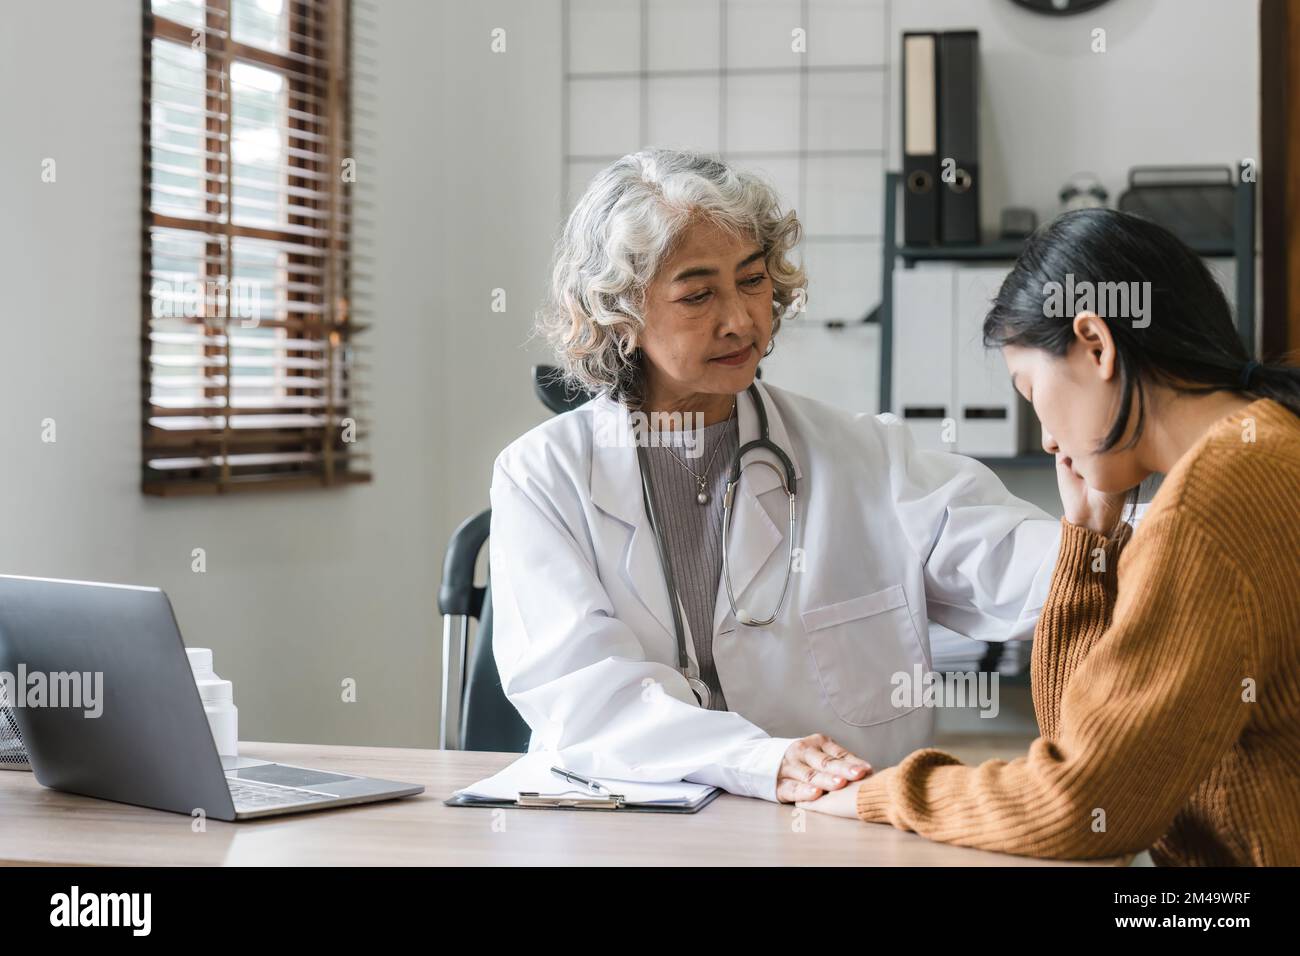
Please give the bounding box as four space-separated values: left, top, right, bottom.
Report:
0 738 1128 866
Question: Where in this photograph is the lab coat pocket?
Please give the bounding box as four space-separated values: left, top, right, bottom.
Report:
801 585 926 727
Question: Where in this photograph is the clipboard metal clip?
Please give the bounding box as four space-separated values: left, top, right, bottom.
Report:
517 791 627 809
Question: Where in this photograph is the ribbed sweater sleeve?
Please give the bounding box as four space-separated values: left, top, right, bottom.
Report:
1031 519 1131 741
855 511 1256 860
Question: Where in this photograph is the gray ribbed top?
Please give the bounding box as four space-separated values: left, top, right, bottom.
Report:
642 414 738 710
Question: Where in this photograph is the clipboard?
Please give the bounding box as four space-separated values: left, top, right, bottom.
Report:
444 751 724 813
443 787 723 813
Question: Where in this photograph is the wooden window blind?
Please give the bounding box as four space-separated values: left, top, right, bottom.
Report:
142 0 370 494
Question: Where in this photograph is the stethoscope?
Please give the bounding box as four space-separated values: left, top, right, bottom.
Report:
635 384 798 709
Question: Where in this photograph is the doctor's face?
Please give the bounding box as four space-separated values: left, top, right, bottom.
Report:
638 219 773 407
1002 317 1148 495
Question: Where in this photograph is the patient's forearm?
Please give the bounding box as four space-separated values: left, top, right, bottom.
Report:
1030 518 1130 740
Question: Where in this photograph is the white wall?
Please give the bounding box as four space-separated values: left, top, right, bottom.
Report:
0 0 1260 747
0 0 561 748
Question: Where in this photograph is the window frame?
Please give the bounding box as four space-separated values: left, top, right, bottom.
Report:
142 0 368 495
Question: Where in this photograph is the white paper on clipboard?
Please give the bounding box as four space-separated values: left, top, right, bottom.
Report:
454 750 717 808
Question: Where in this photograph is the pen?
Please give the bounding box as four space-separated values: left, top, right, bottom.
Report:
550 766 609 794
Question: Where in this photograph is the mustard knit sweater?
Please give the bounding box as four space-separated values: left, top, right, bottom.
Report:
855 397 1300 865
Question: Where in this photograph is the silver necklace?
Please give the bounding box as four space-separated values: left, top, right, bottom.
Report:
662 400 736 505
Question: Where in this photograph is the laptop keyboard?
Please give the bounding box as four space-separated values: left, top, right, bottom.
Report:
227 777 337 811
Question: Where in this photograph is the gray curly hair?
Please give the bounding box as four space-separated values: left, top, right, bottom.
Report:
535 148 806 408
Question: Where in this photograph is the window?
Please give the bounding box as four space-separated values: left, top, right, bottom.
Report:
143 0 369 494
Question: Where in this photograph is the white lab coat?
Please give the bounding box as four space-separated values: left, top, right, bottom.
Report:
489 380 1059 802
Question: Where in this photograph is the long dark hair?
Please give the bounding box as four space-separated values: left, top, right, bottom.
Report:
984 208 1300 455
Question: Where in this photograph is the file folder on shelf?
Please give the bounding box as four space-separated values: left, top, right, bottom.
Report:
953 267 1022 457
938 31 980 244
902 32 940 246
892 266 955 451
893 265 1024 457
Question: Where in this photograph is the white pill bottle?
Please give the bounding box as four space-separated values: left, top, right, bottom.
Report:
186 648 238 757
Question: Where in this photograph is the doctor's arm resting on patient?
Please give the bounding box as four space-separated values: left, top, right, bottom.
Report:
801 209 1300 867
871 407 1063 647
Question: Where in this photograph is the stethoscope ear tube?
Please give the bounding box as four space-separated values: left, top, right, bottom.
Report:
636 441 713 710
635 384 800 713
728 385 798 496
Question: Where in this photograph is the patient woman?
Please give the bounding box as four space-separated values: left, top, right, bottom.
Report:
801 208 1300 866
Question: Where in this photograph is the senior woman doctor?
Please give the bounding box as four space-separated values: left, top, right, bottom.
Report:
491 148 1069 804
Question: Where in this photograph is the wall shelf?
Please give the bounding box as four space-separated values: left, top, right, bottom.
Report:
897 236 1240 264
877 170 1258 469
896 239 1026 262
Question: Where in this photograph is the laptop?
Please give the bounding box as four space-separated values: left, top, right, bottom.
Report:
0 574 424 820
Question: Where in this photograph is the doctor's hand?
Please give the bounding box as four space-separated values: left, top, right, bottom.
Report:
1054 452 1127 538
776 734 872 803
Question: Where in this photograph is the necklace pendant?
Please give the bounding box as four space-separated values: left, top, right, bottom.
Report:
696 479 708 505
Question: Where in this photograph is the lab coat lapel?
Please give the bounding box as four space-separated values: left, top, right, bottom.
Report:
588 396 678 640
712 381 803 636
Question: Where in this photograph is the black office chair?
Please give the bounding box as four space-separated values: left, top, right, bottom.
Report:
531 363 592 415
438 509 527 752
436 366 591 751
